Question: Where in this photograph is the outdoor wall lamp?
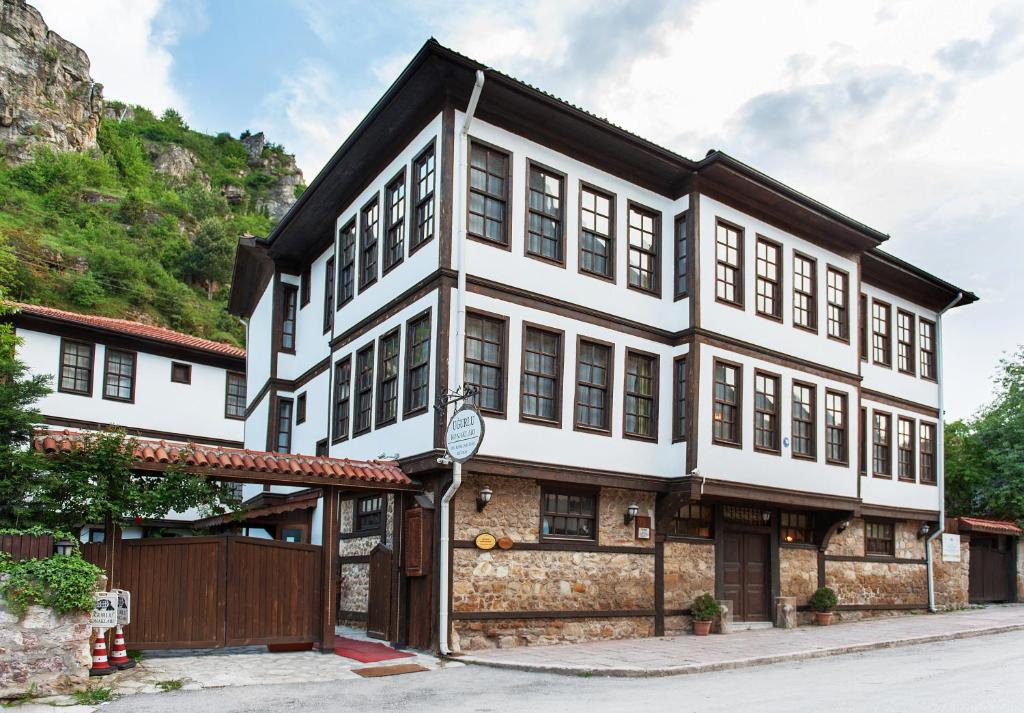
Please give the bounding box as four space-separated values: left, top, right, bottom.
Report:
837 520 850 533
918 523 931 538
55 538 75 557
762 511 772 524
476 486 493 512
624 503 639 525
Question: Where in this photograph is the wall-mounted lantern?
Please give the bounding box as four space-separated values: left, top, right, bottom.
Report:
624 503 639 525
918 523 931 539
55 538 75 557
476 486 493 512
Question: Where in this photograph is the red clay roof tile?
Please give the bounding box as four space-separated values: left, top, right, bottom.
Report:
957 517 1022 535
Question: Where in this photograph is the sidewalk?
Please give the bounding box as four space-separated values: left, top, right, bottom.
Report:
457 604 1024 677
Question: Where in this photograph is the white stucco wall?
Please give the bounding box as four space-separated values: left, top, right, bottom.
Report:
859 397 941 512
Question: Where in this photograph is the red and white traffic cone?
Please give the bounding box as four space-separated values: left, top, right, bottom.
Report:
89 630 116 676
109 625 136 669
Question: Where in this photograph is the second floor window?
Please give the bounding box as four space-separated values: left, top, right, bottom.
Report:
825 390 848 464
871 300 891 366
579 186 614 279
274 398 293 453
332 357 351 442
673 356 687 441
715 220 743 306
627 204 659 294
404 313 431 415
521 326 561 423
791 381 816 458
225 372 246 419
920 422 936 484
384 173 406 272
897 310 915 375
624 350 657 439
59 339 93 395
713 361 740 445
575 340 611 432
920 319 936 379
355 344 374 435
103 349 135 402
280 284 297 353
872 411 892 477
338 221 356 307
755 238 782 319
826 267 849 341
323 257 335 333
526 163 564 263
675 213 688 298
793 253 817 331
468 141 509 245
359 198 379 290
859 294 868 361
412 143 435 250
898 417 915 482
465 313 505 414
376 329 400 426
753 371 780 452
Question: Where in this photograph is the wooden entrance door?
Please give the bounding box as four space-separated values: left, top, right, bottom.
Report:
969 536 1012 603
722 531 770 621
367 544 393 640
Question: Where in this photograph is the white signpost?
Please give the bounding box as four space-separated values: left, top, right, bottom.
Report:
445 405 484 463
90 591 118 629
114 589 131 626
942 533 961 562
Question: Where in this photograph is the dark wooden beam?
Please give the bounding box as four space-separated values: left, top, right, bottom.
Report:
319 486 340 653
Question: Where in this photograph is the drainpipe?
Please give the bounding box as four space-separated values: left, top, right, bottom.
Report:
439 70 485 655
926 291 963 612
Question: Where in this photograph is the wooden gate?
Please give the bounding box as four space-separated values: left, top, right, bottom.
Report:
82 536 321 649
969 535 1013 603
366 544 393 640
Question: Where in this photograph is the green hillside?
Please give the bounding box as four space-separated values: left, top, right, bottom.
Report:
0 105 303 346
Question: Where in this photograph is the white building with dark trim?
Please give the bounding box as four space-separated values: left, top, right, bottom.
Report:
228 40 980 651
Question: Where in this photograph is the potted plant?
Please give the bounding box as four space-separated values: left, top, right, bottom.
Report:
691 593 721 636
809 586 838 625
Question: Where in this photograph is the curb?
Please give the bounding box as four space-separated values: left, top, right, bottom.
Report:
456 622 1024 678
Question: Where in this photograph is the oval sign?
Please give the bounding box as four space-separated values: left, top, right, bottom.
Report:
445 405 485 463
497 536 514 550
475 533 496 550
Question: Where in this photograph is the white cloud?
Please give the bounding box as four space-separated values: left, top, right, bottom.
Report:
30 0 188 117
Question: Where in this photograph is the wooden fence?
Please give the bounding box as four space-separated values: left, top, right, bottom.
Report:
0 533 54 561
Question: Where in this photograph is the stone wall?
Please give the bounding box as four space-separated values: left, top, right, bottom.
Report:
337 494 394 625
824 519 929 609
932 535 970 609
454 616 653 651
663 540 714 611
0 589 91 699
779 546 818 606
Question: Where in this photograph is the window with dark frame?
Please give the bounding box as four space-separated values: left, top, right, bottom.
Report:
384 173 406 272
579 186 614 279
781 512 814 544
872 411 892 477
670 503 713 538
338 221 356 307
793 253 817 330
103 349 135 402
315 439 328 457
826 267 848 340
296 392 307 424
627 204 659 294
354 344 374 435
920 319 936 380
715 220 743 306
753 371 780 452
713 361 741 445
359 197 379 290
675 212 688 298
280 284 297 353
575 340 611 432
791 382 816 458
468 141 509 245
673 356 686 441
859 294 868 361
354 494 384 533
865 520 895 556
170 362 191 384
526 163 564 263
859 407 867 475
920 422 936 484
376 329 400 426
897 309 915 374
59 339 93 395
871 300 891 366
755 238 782 319
332 357 351 442
624 350 657 439
273 398 293 453
540 488 596 540
465 313 505 414
225 372 246 419
898 417 915 482
825 390 848 464
300 267 311 307
521 326 561 423
411 143 435 251
404 313 431 415
323 257 335 333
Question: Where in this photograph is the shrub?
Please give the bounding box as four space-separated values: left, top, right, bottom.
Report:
691 593 722 622
809 586 838 612
0 551 101 616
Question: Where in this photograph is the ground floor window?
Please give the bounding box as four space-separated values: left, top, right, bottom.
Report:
669 503 713 538
780 512 814 544
355 494 384 533
540 487 597 540
865 520 895 556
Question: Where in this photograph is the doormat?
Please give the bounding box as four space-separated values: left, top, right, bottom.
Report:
334 636 416 663
352 663 429 678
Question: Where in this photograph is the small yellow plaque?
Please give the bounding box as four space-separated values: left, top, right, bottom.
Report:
475 533 496 550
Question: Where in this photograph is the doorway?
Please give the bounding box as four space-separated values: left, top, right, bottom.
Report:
969 535 1014 603
722 530 771 622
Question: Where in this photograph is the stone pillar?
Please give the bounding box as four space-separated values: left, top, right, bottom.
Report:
714 599 733 634
775 596 797 629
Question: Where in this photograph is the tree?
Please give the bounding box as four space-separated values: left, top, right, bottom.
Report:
180 219 236 299
945 347 1024 525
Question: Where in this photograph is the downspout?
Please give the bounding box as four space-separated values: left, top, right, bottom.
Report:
926 291 963 612
439 70 485 655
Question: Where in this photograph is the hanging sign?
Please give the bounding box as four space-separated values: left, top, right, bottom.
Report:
90 591 118 629
445 405 485 463
114 589 131 626
942 533 961 562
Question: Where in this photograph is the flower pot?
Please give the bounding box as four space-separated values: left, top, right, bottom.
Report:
693 620 713 636
815 611 834 626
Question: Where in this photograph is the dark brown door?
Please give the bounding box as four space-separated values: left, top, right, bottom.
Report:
367 544 394 640
722 531 771 621
969 536 1012 603
402 506 434 650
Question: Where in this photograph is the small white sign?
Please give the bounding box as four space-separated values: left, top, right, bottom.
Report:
91 591 118 629
637 527 651 540
445 405 485 463
114 589 131 626
942 533 961 562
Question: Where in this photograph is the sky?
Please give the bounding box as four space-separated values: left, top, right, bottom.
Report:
32 0 1024 421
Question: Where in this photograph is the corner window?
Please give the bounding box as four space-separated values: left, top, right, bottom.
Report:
323 257 335 333
525 162 564 264
674 212 688 298
332 357 351 442
338 221 357 307
920 319 936 380
300 266 311 307
792 253 817 331
826 267 849 341
355 494 384 533
279 284 297 353
865 520 895 556
225 372 246 420
296 392 307 424
673 356 687 441
781 512 814 544
465 312 506 415
825 390 848 465
579 185 614 280
540 487 596 540
383 171 406 273
624 349 658 439
872 411 892 477
920 422 936 484
404 312 431 416
103 349 136 402
521 325 561 424
468 141 509 246
791 381 816 459
670 503 712 538
897 417 915 482
170 362 191 384
627 204 660 294
755 237 782 320
715 220 743 307
575 340 612 432
897 310 915 375
354 343 374 435
359 196 380 290
753 371 780 452
871 300 892 367
273 398 293 453
59 339 93 395
376 329 400 427
411 142 435 252
712 360 741 445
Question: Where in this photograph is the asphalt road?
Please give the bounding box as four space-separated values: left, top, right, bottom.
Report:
105 629 1024 713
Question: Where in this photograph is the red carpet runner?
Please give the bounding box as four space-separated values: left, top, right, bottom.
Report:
333 636 416 663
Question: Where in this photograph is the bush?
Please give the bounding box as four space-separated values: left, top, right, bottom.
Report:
809 586 838 612
0 551 101 616
691 593 722 622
